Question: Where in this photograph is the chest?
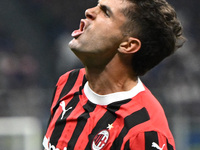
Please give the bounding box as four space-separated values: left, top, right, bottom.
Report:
47 94 149 150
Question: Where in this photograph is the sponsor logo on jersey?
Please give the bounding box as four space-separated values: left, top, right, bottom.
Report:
60 101 72 120
92 130 109 150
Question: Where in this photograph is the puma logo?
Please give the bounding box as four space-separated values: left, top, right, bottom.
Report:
60 101 72 120
152 142 165 150
43 136 67 150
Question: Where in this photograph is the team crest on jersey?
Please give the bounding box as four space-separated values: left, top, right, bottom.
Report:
92 129 109 150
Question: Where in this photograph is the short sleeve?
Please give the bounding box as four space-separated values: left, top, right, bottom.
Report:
129 131 175 150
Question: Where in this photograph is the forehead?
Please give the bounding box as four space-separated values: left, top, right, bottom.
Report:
98 0 129 12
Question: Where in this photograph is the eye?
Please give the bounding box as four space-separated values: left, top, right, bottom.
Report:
99 5 110 17
102 8 109 17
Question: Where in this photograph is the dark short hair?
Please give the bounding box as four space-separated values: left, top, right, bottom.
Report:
122 0 185 76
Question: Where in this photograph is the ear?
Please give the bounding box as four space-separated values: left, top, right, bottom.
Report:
118 37 141 54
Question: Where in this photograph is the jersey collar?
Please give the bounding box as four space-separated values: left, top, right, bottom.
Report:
84 78 145 105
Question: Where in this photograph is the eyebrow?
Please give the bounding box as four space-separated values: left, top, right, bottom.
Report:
98 1 113 15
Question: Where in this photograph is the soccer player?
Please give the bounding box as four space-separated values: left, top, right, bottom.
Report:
43 0 185 149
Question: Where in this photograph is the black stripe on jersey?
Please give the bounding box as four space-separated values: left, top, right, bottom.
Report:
51 86 58 105
50 92 80 146
167 139 174 150
79 75 87 95
52 69 80 117
124 140 130 150
47 86 58 127
83 99 97 112
107 99 132 113
67 101 96 149
145 131 159 150
59 69 80 100
85 100 128 149
110 107 150 150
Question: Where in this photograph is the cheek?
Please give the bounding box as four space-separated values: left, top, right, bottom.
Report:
90 25 123 44
77 21 124 51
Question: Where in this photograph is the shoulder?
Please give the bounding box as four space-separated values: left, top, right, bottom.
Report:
49 68 86 114
130 83 174 134
56 68 86 87
136 85 168 128
53 68 86 101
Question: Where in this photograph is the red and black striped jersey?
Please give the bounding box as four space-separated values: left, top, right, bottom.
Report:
43 68 175 150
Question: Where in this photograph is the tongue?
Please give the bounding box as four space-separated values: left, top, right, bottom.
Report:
72 20 85 38
71 29 83 38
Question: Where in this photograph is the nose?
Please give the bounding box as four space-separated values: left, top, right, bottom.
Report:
85 7 97 20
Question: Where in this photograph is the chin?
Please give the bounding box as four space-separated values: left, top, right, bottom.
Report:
68 39 78 50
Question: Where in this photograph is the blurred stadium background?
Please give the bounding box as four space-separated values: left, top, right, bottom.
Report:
0 0 199 149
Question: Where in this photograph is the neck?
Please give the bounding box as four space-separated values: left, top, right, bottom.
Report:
85 54 138 95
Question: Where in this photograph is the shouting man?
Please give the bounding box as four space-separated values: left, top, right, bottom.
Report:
43 0 185 149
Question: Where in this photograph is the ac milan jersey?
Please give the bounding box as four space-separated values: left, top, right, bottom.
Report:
43 68 175 150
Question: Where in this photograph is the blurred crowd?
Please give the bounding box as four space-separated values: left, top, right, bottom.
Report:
0 0 199 148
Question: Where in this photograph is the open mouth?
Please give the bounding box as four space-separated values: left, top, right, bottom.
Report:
71 20 86 38
79 20 85 32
